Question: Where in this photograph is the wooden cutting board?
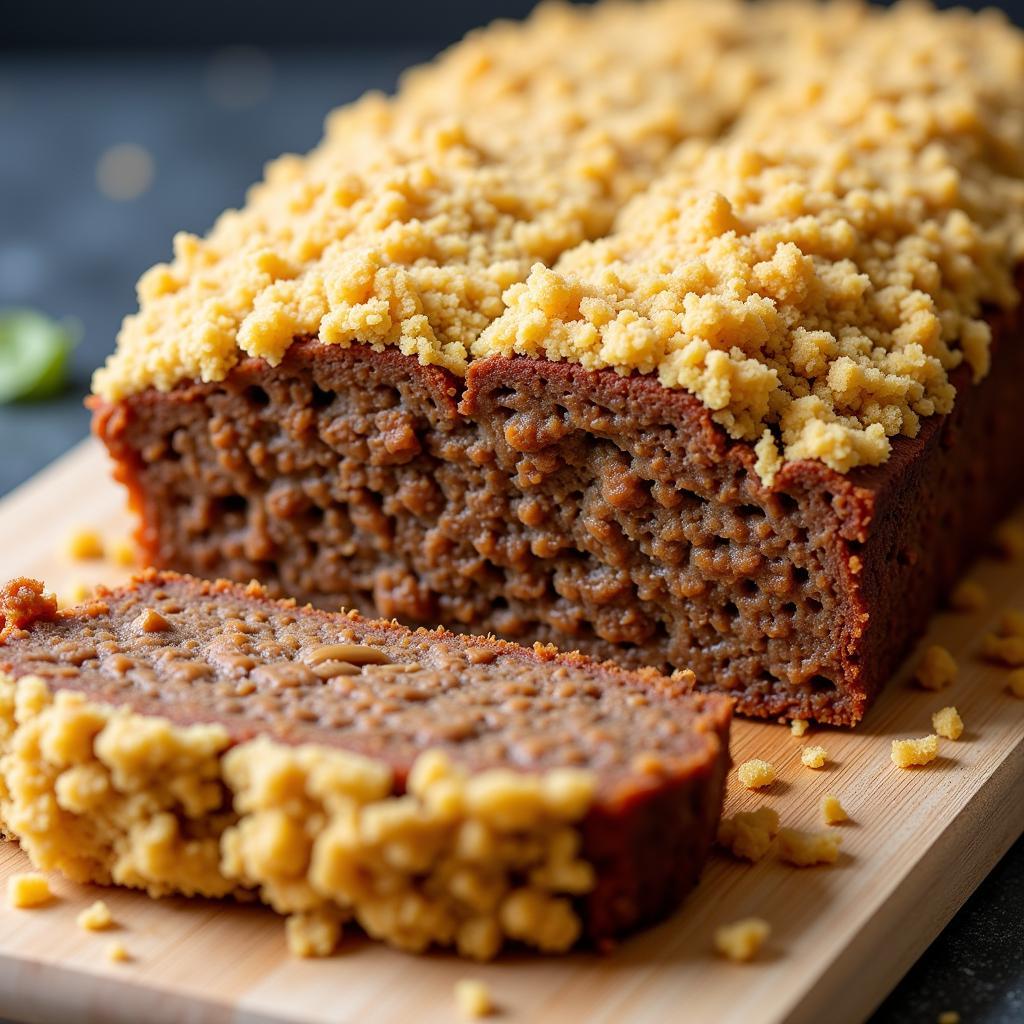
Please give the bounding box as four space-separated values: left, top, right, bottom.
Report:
0 438 1021 1024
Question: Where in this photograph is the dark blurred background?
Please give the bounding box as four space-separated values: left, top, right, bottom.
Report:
0 3 1022 1021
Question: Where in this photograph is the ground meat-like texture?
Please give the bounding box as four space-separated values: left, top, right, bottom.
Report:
0 570 730 946
90 303 1024 725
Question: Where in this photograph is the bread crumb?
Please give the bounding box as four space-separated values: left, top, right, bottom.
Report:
106 941 131 964
777 828 841 867
891 735 939 768
800 745 828 769
77 900 114 931
737 759 775 789
915 645 958 690
454 979 493 1019
996 609 1024 637
821 794 848 825
717 807 780 862
790 719 809 737
713 918 770 962
932 706 964 741
59 581 93 609
110 538 137 568
65 528 104 561
948 580 987 613
285 910 342 958
993 520 1024 560
981 634 1024 667
938 1012 960 1024
1008 669 1024 698
8 872 52 908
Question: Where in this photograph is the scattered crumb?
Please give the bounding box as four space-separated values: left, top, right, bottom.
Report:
106 941 131 964
821 794 848 825
938 1012 960 1024
891 735 939 768
948 579 987 613
77 900 114 931
800 745 828 769
8 872 52 908
285 910 342 958
996 609 1024 637
737 759 776 789
932 706 964 741
713 918 771 962
993 519 1024 560
454 979 494 1019
1008 669 1024 699
777 828 842 867
65 528 104 561
790 719 809 737
914 645 958 690
110 537 137 568
981 634 1024 667
60 581 92 609
717 807 781 862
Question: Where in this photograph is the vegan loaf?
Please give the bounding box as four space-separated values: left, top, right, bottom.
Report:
0 573 731 958
89 1 1024 724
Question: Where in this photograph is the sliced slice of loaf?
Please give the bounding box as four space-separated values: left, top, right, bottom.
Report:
0 571 730 959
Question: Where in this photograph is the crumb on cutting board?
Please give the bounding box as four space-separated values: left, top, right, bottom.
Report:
800 745 828 769
790 719 809 737
713 918 770 963
454 979 494 1019
737 759 775 789
932 706 964 741
8 872 52 908
777 828 842 867
914 645 958 690
821 794 848 825
980 634 1024 667
717 807 780 862
948 579 987 612
65 528 104 561
285 909 342 958
106 940 132 964
891 735 939 768
77 900 114 931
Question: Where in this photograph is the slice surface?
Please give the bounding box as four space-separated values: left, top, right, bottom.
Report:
0 572 730 958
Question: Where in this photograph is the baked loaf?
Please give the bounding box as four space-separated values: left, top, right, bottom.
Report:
0 573 731 958
89 2 1024 724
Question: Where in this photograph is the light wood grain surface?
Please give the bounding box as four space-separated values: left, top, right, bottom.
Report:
0 439 1021 1024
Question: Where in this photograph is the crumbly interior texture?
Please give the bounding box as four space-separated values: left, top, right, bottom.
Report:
0 674 596 959
93 0 1024 482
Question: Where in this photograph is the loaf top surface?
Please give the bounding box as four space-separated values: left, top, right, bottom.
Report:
92 0 1024 482
0 573 730 798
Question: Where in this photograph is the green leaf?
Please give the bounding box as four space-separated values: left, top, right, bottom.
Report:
0 310 80 404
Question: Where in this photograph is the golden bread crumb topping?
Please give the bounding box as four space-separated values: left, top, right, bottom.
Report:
93 1 1024 482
